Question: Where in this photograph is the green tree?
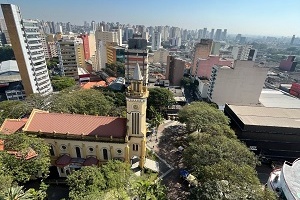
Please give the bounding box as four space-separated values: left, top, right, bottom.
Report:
149 106 164 129
180 77 192 87
190 180 276 200
178 101 229 132
0 46 15 62
67 166 106 200
1 186 33 200
147 88 174 113
50 89 112 116
0 133 50 183
183 134 258 170
51 76 76 91
0 100 30 124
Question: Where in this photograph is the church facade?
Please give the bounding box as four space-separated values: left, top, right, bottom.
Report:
0 64 149 177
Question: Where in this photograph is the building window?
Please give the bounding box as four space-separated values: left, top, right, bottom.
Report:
60 145 67 151
131 112 140 134
49 145 55 156
75 147 82 158
133 144 139 151
103 148 108 160
116 149 122 155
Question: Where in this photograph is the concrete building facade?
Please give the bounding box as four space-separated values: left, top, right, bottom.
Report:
1 4 53 96
191 39 213 75
151 31 161 50
166 55 187 86
208 60 268 108
153 48 169 64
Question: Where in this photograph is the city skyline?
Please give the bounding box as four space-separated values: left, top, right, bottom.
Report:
0 0 299 37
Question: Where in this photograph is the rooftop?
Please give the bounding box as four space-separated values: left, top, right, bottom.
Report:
22 109 127 138
227 104 300 129
259 89 300 109
0 119 28 134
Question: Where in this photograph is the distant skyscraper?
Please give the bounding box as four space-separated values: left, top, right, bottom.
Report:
235 34 242 42
203 28 207 38
91 21 96 32
222 29 227 40
198 29 203 39
124 27 134 41
1 4 53 96
66 22 72 33
291 35 295 45
215 29 222 41
55 23 62 33
210 29 215 40
152 31 161 50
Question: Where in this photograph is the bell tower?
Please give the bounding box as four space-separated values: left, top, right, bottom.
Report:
126 63 149 168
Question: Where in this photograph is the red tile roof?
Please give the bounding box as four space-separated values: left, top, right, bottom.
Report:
0 119 28 135
55 154 72 167
81 81 107 89
83 157 99 166
7 147 38 160
23 110 127 138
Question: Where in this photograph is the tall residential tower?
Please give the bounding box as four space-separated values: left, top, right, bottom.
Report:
1 4 53 96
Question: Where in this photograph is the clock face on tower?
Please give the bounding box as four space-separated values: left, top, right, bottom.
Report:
133 104 139 110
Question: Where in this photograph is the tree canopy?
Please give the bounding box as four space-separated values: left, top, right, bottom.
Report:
0 133 50 183
0 46 15 62
147 88 174 114
178 101 229 132
51 76 76 91
67 161 166 200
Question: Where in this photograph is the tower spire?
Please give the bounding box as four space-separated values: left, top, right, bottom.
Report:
133 63 143 81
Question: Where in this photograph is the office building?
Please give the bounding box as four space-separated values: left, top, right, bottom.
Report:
152 31 161 51
66 22 72 33
48 42 58 58
279 56 297 72
124 27 134 41
1 4 53 96
191 39 213 75
166 55 188 86
106 43 125 64
225 104 300 161
125 38 148 84
208 60 268 108
222 29 227 40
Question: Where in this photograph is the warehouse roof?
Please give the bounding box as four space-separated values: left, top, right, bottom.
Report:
226 104 300 129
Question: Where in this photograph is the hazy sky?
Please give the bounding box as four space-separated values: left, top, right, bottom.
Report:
0 0 299 37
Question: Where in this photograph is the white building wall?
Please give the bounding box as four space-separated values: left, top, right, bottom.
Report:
208 60 268 108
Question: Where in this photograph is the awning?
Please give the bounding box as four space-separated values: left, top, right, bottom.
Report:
83 157 99 166
55 154 72 167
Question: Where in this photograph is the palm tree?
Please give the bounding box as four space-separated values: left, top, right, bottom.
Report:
4 186 33 200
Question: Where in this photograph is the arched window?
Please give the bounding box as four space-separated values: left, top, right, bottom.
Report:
133 144 139 151
75 147 82 158
49 145 55 156
103 148 108 160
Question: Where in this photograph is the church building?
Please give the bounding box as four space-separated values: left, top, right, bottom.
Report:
0 63 149 177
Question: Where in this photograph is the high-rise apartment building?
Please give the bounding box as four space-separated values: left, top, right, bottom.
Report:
125 38 148 85
94 28 119 70
207 60 268 108
166 55 187 86
66 22 72 33
214 29 222 41
1 4 53 96
203 28 207 38
40 31 51 59
291 35 295 45
57 38 85 79
152 31 161 51
191 39 213 75
153 48 169 64
231 45 257 61
78 34 90 60
210 29 215 40
222 29 227 41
